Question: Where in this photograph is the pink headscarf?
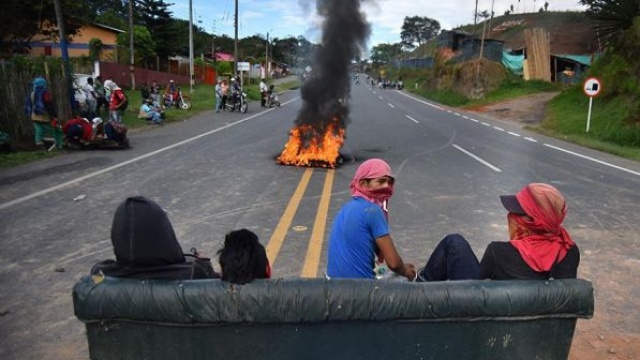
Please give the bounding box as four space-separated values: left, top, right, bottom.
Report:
350 159 394 213
508 183 575 272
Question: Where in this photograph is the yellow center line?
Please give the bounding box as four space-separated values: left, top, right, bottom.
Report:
301 169 335 278
266 167 313 265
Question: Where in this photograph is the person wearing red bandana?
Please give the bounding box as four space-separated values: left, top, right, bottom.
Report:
327 158 417 280
478 183 580 279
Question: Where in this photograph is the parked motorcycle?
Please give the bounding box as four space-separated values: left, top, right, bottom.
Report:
265 85 281 108
164 86 192 110
224 90 248 113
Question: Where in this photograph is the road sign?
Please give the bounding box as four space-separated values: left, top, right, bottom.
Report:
238 62 250 71
583 77 602 97
582 77 602 133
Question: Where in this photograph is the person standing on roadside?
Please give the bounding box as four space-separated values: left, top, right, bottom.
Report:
94 76 108 116
104 79 127 123
220 79 229 111
84 77 98 119
259 78 268 107
215 79 222 113
24 77 63 151
150 80 161 104
327 158 417 281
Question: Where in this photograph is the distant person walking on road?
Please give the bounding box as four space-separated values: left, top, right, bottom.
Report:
24 77 63 151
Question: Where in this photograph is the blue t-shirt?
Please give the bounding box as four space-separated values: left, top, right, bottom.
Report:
327 197 389 279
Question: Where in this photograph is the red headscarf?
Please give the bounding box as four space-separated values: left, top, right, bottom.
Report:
350 158 394 213
508 183 575 272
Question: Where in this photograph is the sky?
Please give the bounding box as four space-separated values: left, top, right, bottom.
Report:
168 0 587 50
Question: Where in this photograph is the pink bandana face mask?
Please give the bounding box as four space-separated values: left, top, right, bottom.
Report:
350 159 395 215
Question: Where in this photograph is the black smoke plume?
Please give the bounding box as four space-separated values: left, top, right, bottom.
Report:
295 0 370 134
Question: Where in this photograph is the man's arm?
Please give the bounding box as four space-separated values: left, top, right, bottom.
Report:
375 235 416 280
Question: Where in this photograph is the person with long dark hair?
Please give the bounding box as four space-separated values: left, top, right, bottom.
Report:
217 229 271 285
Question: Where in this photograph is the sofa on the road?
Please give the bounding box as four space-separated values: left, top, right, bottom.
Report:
73 276 593 360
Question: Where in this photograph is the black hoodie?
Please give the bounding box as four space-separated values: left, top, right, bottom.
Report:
91 196 214 280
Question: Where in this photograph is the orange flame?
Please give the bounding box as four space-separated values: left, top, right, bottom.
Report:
277 118 345 168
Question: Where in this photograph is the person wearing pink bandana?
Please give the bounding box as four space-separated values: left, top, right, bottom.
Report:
478 183 580 279
327 158 417 280
417 182 579 281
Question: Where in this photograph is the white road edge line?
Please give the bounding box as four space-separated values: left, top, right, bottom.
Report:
405 115 419 124
388 103 395 108
379 96 383 100
453 144 502 172
0 97 301 211
481 122 491 126
395 91 444 110
508 131 521 137
493 126 504 131
544 143 640 177
524 137 537 142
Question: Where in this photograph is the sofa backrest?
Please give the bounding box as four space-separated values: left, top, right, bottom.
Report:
73 276 594 360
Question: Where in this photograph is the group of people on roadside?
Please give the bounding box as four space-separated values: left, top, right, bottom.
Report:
214 76 242 112
92 158 579 286
25 76 129 151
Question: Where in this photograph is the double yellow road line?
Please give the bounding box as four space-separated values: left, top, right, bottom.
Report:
265 168 335 278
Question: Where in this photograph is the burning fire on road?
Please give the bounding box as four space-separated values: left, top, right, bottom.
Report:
277 118 345 168
276 0 370 168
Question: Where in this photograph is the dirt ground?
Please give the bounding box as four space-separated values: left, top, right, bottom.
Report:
467 93 640 360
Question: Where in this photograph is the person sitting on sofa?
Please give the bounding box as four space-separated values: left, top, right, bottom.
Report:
217 229 271 285
416 182 580 281
91 196 218 280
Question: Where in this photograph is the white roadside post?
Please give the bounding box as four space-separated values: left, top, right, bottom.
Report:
583 77 602 133
238 61 250 88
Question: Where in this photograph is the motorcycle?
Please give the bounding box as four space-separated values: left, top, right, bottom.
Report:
224 90 248 113
163 86 192 110
265 85 281 108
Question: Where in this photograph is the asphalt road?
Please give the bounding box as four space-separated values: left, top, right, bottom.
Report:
1 80 640 359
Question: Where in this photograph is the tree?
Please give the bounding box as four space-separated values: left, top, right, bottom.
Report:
400 16 441 50
134 0 175 59
370 43 403 65
579 0 640 50
117 25 156 65
88 38 104 61
1 0 91 54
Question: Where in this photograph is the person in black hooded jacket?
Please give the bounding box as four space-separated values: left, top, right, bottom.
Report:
91 196 218 280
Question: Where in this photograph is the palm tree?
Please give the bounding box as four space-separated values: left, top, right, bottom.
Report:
580 0 640 50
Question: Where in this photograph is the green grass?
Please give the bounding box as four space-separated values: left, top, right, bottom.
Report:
120 83 217 129
534 86 640 159
466 79 561 107
0 150 58 168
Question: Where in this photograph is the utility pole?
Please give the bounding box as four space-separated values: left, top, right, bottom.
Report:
53 0 75 111
265 32 269 79
129 0 135 89
474 0 478 26
189 0 194 93
234 0 238 76
211 20 216 59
